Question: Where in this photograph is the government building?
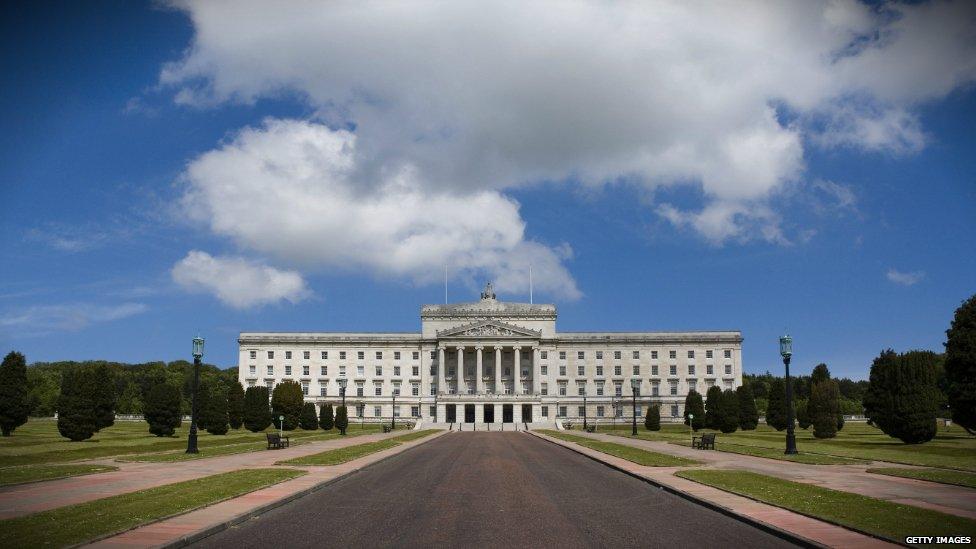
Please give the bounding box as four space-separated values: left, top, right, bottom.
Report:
238 283 743 426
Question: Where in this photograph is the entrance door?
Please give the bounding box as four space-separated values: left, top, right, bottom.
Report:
502 404 514 423
521 404 533 423
464 404 476 423
446 404 456 423
483 404 495 423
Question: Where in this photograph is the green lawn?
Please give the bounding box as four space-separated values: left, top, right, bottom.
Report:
122 431 362 462
609 422 976 471
281 429 439 466
670 440 865 465
0 464 118 487
676 469 976 543
0 419 381 466
0 468 305 548
538 430 699 466
867 467 976 489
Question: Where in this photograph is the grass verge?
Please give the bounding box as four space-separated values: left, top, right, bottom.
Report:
866 467 976 489
676 469 976 543
536 430 593 444
538 430 699 466
280 429 439 466
671 440 865 465
0 464 118 487
0 468 305 548
122 431 354 462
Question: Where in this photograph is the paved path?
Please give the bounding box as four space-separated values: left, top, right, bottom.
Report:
0 430 408 520
190 432 797 549
572 431 976 519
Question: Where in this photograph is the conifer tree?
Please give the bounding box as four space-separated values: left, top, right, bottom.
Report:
300 402 318 430
718 389 739 433
144 383 182 436
0 351 29 436
795 398 811 429
644 404 660 431
319 402 335 430
335 405 349 435
243 386 272 432
271 381 304 430
945 294 976 434
811 363 831 386
57 366 97 441
92 363 117 430
683 391 705 430
864 349 940 444
226 381 245 430
765 378 788 431
704 385 723 430
202 382 229 435
736 384 759 430
809 380 840 439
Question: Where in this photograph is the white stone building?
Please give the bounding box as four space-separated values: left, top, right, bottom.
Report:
238 283 743 425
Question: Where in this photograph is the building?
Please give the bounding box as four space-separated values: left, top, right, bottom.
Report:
238 283 743 425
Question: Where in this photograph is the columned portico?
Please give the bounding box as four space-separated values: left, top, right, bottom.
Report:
456 346 464 395
494 347 503 393
513 347 522 395
475 346 484 394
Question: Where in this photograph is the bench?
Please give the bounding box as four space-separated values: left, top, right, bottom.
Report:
585 425 596 433
266 433 290 450
383 425 392 433
692 433 716 450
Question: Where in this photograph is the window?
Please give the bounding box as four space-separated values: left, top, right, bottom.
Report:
542 406 549 418
541 351 548 359
393 384 401 396
577 365 585 376
320 366 327 376
249 350 257 359
725 364 732 375
541 383 548 395
558 406 567 418
578 406 585 418
596 351 603 360
356 404 364 418
394 366 401 376
614 365 622 376
430 350 437 360
248 380 256 387
394 351 401 361
652 383 659 396
301 381 309 395
394 406 401 418
321 351 328 359
266 380 273 391
339 351 346 360
357 351 365 360
596 385 604 396
449 367 456 376
669 350 676 359
615 383 622 396
302 365 310 376
541 365 548 375
411 406 419 418
669 364 677 376
597 406 605 417
339 365 347 376
688 365 695 375
614 351 621 360
651 351 658 359
615 406 623 418
412 351 419 360
303 351 310 360
705 350 713 359
375 386 382 396
596 365 603 376
633 350 640 359
577 351 585 360
577 385 585 396
267 365 273 375
559 351 566 360
284 365 292 376
267 351 274 359
374 406 382 417
375 351 383 360
285 351 292 360
688 378 697 391
357 365 365 376
651 364 659 376
319 383 327 397
356 385 364 397
429 405 436 417
559 365 566 376
688 350 695 359
670 381 678 395
249 365 256 375
724 349 732 358
632 365 640 375
671 405 679 417
412 366 419 376
707 364 714 375
430 365 436 376
636 405 642 416
558 383 567 396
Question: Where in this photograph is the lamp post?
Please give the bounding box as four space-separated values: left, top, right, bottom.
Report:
612 398 617 431
186 336 204 454
780 334 798 455
583 389 588 431
358 400 364 430
688 413 694 442
338 378 347 434
630 377 640 436
392 391 397 430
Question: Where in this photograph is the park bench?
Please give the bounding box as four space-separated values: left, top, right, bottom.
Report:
266 433 290 450
585 425 596 433
383 425 392 433
692 433 716 450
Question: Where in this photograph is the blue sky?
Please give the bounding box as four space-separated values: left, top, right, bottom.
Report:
1 1 974 379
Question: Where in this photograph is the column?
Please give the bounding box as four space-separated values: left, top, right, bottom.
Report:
475 346 484 394
437 346 446 395
494 346 503 393
456 346 465 395
533 346 541 395
513 346 522 395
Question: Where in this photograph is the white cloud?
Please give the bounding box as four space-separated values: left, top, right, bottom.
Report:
171 250 312 309
160 0 976 243
0 302 148 335
811 179 858 213
886 268 925 286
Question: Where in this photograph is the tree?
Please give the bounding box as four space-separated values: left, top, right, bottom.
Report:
227 382 245 430
684 391 705 430
644 404 660 431
766 378 788 431
195 378 213 432
202 382 228 435
143 383 182 436
811 363 831 386
945 294 976 434
299 403 318 430
736 384 758 430
92 364 117 430
795 398 811 429
243 386 272 432
319 402 334 430
0 351 30 436
809 380 840 439
717 389 739 433
704 386 723 430
335 405 349 435
271 381 304 430
26 366 60 417
57 367 97 441
864 349 941 444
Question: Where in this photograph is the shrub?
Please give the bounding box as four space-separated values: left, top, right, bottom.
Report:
0 351 29 436
144 383 182 436
945 294 976 435
684 391 705 431
704 386 723 430
718 389 739 433
335 405 349 435
194 378 212 432
92 363 117 430
202 382 228 435
795 398 811 429
227 381 245 430
644 404 660 431
736 384 758 430
864 349 941 444
57 367 97 441
765 378 788 431
300 402 318 430
810 380 840 439
271 381 304 430
319 402 335 430
243 386 272 432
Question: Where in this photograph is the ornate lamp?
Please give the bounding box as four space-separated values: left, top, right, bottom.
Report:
780 334 798 455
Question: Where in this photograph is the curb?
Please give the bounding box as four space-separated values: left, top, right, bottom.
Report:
528 431 825 549
160 431 448 548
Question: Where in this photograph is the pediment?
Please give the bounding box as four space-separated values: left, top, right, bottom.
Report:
437 319 541 339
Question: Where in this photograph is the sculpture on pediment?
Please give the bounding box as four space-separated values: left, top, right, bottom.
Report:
463 324 516 336
480 281 496 300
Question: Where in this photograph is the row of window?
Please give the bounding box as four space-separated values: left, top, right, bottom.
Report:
250 348 736 362
541 349 732 360
249 364 425 377
545 363 733 377
251 362 734 380
251 350 423 361
544 378 734 396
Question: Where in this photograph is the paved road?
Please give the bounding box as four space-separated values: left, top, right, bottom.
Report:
192 432 797 549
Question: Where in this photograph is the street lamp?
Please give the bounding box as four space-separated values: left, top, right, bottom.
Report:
186 336 204 454
780 334 798 455
392 391 397 430
630 377 640 436
611 398 617 431
582 388 588 431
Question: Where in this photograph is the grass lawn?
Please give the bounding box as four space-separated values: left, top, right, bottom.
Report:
122 430 362 462
537 430 699 466
867 467 976 489
676 469 976 543
607 422 976 471
0 468 305 548
0 464 118 487
280 429 439 466
670 440 865 465
0 419 381 466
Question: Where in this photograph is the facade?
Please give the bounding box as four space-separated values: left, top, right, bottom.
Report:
238 283 743 425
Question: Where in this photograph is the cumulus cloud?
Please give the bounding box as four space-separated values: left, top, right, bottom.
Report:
160 0 976 243
0 302 148 335
179 120 580 299
171 250 312 309
886 268 925 286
